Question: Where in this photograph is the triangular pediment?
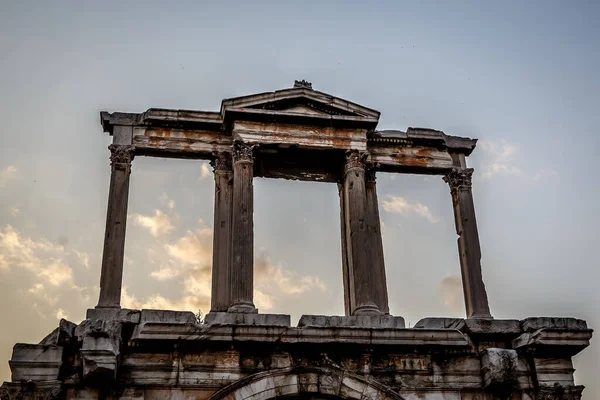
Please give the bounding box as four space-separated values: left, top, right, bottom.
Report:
220 87 380 121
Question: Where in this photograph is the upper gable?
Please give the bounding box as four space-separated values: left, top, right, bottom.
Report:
220 86 381 123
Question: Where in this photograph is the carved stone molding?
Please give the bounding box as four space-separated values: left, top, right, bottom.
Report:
108 144 135 166
293 79 313 89
0 382 62 400
344 150 368 174
535 384 584 400
443 168 473 193
232 142 256 164
210 152 233 172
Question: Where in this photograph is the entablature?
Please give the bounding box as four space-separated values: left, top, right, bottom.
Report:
99 85 478 177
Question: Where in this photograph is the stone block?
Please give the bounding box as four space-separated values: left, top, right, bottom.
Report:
414 318 465 330
512 329 592 356
414 318 521 336
297 315 405 329
521 317 588 332
39 319 77 346
480 348 519 389
79 319 123 384
9 344 63 381
464 319 521 335
139 309 197 324
86 308 141 323
205 312 290 327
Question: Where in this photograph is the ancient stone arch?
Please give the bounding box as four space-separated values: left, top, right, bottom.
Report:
208 366 405 400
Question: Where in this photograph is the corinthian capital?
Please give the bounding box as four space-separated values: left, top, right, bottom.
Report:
210 152 233 172
232 141 256 163
108 144 135 166
344 150 368 173
443 168 473 192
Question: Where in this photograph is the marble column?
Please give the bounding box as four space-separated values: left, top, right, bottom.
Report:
365 165 390 315
228 142 257 313
97 144 134 308
210 152 234 312
342 150 382 316
338 183 353 316
443 168 492 319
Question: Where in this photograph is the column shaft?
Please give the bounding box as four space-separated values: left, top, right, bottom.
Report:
444 168 492 319
210 153 233 312
97 145 134 308
342 151 382 316
365 168 390 314
228 142 257 313
338 183 353 316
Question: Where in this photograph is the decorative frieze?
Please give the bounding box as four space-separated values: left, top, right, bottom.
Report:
0 382 61 400
535 384 584 400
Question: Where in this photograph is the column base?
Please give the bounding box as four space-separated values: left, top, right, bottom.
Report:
95 304 121 309
352 303 382 316
205 312 289 326
298 314 405 329
227 301 258 314
468 313 494 320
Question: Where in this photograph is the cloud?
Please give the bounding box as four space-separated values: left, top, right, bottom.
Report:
159 192 176 210
200 161 211 179
56 309 67 320
255 253 327 295
150 265 180 280
533 168 559 182
0 224 66 272
477 140 523 179
38 261 74 286
10 208 20 217
0 165 17 187
73 249 90 269
166 227 213 264
382 196 439 223
438 275 463 312
121 285 210 314
132 210 174 238
0 225 93 326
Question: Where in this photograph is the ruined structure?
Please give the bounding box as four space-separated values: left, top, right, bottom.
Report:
1 82 592 399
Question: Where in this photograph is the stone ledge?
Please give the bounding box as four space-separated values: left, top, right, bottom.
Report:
130 323 470 348
139 309 197 324
87 308 140 323
9 344 63 381
297 315 405 329
414 318 521 335
521 317 588 332
512 329 592 357
204 312 291 327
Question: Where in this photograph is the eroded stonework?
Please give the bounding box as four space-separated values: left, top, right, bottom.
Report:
2 83 591 399
1 312 591 400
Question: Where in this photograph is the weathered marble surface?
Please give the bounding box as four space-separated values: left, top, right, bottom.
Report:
1 311 592 400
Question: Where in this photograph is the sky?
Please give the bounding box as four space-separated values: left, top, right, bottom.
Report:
1 0 599 395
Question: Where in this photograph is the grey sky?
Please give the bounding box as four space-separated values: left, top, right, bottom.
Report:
1 0 599 395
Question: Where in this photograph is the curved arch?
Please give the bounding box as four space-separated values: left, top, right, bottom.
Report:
208 366 405 400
